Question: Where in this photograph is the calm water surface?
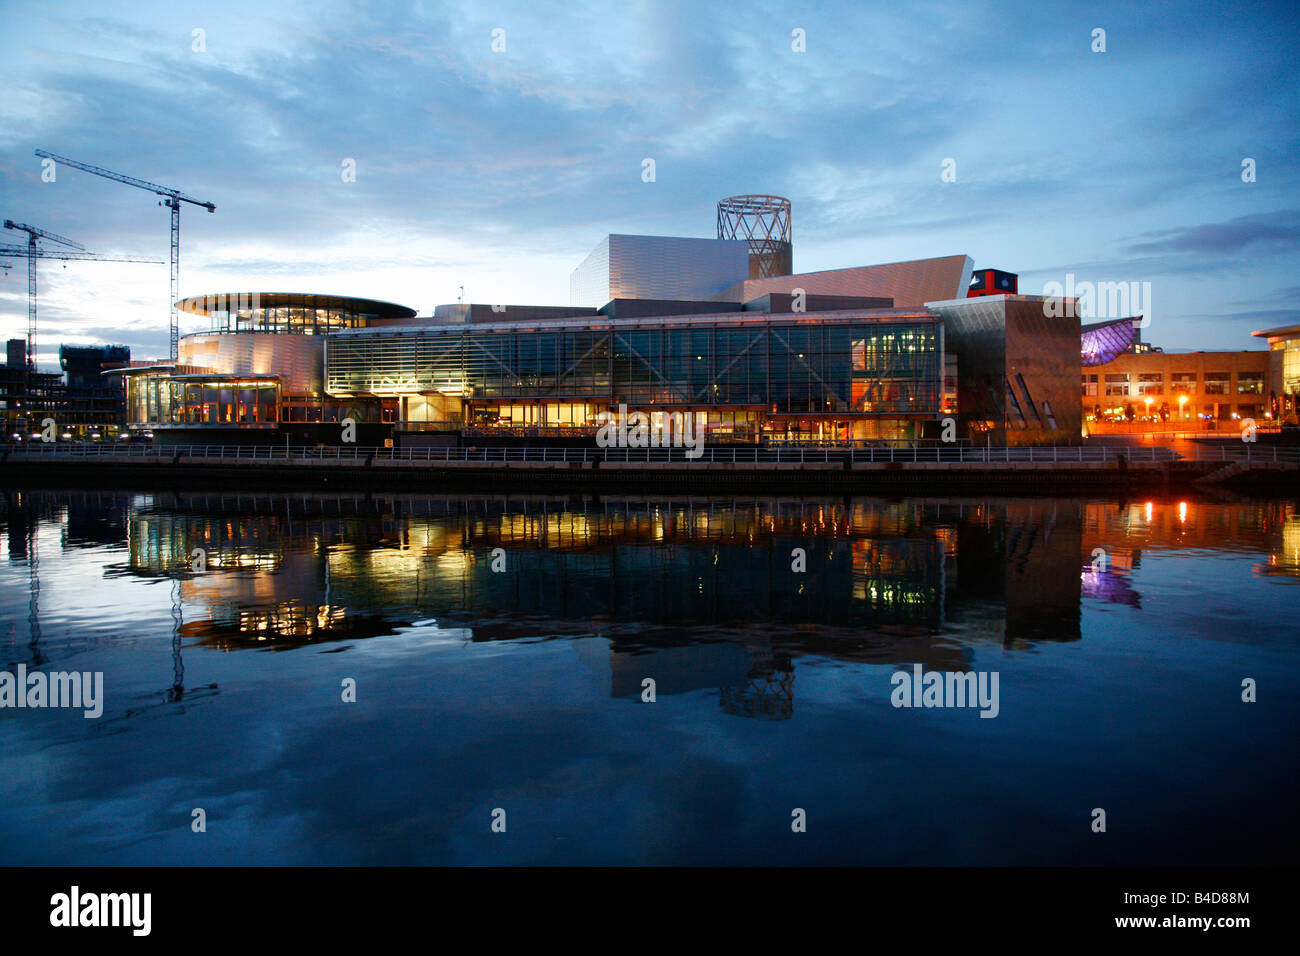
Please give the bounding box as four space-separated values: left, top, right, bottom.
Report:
1 489 1297 865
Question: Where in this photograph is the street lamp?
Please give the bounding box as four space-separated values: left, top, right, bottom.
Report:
1178 395 1188 421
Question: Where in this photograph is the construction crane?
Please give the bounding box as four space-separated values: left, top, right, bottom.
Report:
0 235 162 371
3 221 83 371
34 149 216 362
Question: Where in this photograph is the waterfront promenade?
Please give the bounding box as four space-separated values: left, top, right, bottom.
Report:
2 440 1296 493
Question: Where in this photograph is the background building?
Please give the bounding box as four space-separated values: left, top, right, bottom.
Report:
1 338 130 440
1081 348 1275 432
59 344 131 439
1 339 61 440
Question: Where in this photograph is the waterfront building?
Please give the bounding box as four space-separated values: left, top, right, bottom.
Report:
115 196 1097 447
1080 343 1276 431
118 293 417 445
1252 323 1300 425
328 302 945 445
927 295 1082 445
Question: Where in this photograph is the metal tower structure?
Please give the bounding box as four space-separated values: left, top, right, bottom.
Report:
0 236 162 371
3 221 83 371
716 194 793 279
34 149 216 362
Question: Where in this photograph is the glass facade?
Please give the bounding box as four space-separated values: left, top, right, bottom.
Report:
124 372 392 429
1283 339 1300 396
127 375 280 426
178 293 416 335
328 316 942 424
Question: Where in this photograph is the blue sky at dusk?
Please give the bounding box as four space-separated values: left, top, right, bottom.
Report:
1 0 1297 368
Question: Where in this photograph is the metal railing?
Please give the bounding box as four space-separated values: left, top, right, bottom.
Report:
3 442 1298 465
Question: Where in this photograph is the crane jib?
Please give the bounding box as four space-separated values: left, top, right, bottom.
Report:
33 147 215 362
33 149 215 211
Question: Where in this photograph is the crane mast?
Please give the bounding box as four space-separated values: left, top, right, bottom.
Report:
33 149 215 362
3 221 83 371
0 231 162 372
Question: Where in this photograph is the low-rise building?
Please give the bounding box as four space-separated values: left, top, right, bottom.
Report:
1081 328 1276 432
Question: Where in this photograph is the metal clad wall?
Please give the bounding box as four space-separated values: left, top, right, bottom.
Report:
930 298 1008 438
571 236 749 306
1004 298 1082 444
930 296 1082 444
714 255 973 308
570 236 611 307
609 236 749 303
179 334 325 393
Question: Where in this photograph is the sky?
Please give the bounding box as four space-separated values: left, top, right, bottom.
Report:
0 0 1297 369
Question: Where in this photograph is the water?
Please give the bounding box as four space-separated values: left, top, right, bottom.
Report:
1 489 1297 865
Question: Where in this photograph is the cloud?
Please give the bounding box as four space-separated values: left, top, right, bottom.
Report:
1 0 1299 356
1126 210 1300 256
1181 308 1300 330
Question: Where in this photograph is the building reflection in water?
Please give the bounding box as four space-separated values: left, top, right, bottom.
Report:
2 490 1297 719
1261 513 1300 577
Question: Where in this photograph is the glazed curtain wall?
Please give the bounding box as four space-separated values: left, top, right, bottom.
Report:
128 376 279 425
328 321 940 415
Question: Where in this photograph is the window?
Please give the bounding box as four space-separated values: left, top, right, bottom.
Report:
1005 377 1027 429
1105 373 1130 396
1137 373 1163 396
1171 372 1196 393
1082 374 1098 396
1237 372 1264 394
1205 373 1230 395
1016 374 1043 424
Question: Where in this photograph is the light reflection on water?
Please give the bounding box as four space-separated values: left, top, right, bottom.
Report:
0 489 1297 865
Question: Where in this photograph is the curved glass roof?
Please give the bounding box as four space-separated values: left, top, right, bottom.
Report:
1081 318 1139 366
177 293 416 319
